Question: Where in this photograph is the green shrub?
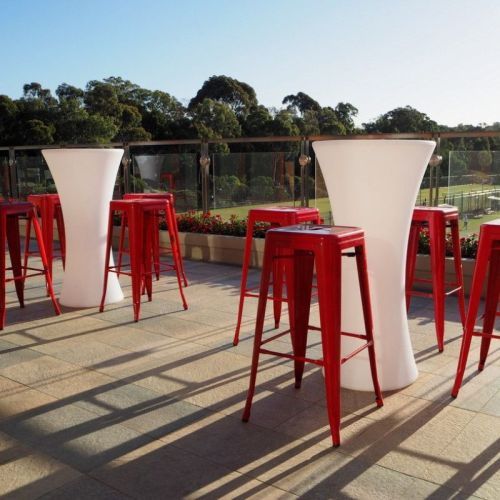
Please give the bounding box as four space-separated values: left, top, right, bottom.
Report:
169 211 269 237
418 227 478 259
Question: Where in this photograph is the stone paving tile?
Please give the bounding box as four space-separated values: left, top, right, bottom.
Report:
0 384 59 423
0 339 45 370
69 381 213 442
91 439 293 499
422 412 500 499
0 258 498 499
39 476 131 499
481 388 500 417
0 355 118 402
0 432 81 499
0 401 155 473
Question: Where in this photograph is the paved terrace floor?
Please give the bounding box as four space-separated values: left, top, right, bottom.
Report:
0 256 499 499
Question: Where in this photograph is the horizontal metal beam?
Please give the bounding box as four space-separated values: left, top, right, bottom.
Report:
1 130 500 151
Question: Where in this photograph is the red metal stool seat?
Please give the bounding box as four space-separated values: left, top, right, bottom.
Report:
242 224 383 446
24 194 66 277
120 193 187 287
452 219 500 397
406 206 466 352
0 201 61 329
233 206 321 346
100 199 187 322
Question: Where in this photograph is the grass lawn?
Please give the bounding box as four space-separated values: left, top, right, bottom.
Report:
416 183 499 205
205 183 499 238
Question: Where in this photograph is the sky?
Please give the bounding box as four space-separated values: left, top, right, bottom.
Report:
1 0 499 127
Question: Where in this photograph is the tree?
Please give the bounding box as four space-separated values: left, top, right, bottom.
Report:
318 107 346 135
190 98 241 139
84 79 150 141
282 92 321 114
84 80 122 120
189 75 257 117
22 82 56 105
297 109 320 135
56 83 85 104
54 98 118 143
242 105 274 136
117 104 151 141
0 95 18 145
20 119 55 144
334 102 358 133
363 106 438 133
268 109 300 137
141 90 188 139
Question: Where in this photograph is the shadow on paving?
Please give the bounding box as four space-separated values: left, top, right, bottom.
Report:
0 258 498 498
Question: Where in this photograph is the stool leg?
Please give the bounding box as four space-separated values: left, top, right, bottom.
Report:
55 206 66 269
316 244 342 446
152 211 160 280
405 223 420 312
0 213 7 329
242 239 275 422
233 214 256 346
452 237 491 397
170 206 188 287
30 211 61 315
130 206 144 322
99 208 115 313
272 251 284 329
478 248 500 371
22 214 32 280
430 216 446 352
165 203 188 310
355 243 383 406
116 213 127 277
450 219 466 327
143 213 154 302
286 249 314 389
6 214 25 308
42 197 55 279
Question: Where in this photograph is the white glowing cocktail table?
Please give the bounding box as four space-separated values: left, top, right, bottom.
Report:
42 149 124 307
313 140 435 391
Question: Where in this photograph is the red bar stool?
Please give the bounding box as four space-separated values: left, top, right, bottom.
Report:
233 206 321 346
120 193 187 287
1 201 61 329
242 224 383 446
452 219 500 397
406 206 466 352
24 194 66 277
100 199 187 322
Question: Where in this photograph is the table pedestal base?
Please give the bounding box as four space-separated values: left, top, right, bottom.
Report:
42 148 125 308
313 140 435 391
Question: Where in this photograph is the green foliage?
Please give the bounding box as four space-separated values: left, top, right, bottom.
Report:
283 92 321 114
188 75 257 117
249 176 275 201
418 227 478 259
477 150 493 171
21 119 55 144
215 175 248 204
363 106 438 133
1 75 498 152
174 211 269 238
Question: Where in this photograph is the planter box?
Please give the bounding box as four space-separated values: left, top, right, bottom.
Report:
173 232 265 268
26 223 485 298
413 254 487 298
172 234 486 298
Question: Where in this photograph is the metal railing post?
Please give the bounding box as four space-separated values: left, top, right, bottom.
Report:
8 148 18 199
434 136 442 205
299 139 311 207
200 142 211 214
122 144 131 194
